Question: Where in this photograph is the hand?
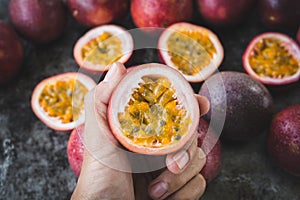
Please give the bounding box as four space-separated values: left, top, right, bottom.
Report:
71 62 209 200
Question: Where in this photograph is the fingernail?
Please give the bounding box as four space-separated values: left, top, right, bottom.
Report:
103 63 119 82
150 182 168 199
173 150 189 170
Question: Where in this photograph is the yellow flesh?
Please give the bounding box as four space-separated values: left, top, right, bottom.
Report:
249 38 299 78
39 78 88 123
167 30 216 75
81 32 123 66
118 76 192 148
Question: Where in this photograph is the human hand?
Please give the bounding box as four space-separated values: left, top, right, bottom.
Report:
71 62 209 200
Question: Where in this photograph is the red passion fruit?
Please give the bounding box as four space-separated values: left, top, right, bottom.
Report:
158 22 224 82
31 72 96 132
268 105 300 177
130 0 193 28
108 63 200 155
243 32 300 85
196 0 256 27
259 0 300 29
197 118 222 182
74 25 133 72
67 0 129 27
9 0 67 44
67 124 85 176
0 20 23 85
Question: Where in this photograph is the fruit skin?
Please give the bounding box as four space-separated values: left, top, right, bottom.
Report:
67 124 85 176
73 25 134 72
158 22 224 82
259 0 300 29
67 0 129 27
197 118 222 182
0 20 23 85
108 63 200 155
243 32 300 85
131 0 193 28
268 105 300 177
9 0 67 44
196 0 256 27
31 72 96 132
199 72 273 141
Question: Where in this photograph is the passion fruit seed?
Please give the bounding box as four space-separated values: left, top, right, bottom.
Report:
249 38 299 78
167 30 216 75
81 32 123 66
118 76 192 148
39 79 88 123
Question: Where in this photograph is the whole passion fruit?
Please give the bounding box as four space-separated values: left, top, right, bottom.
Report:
259 0 300 29
158 22 224 82
0 20 23 85
131 0 193 28
9 0 67 44
196 0 256 27
74 25 133 72
31 72 96 132
243 32 300 85
199 72 273 141
197 118 222 182
268 105 300 177
108 63 200 155
67 0 129 27
67 124 84 176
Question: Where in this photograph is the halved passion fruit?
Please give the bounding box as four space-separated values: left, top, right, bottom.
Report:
108 63 200 155
74 25 133 72
158 22 224 82
243 32 300 85
31 72 96 132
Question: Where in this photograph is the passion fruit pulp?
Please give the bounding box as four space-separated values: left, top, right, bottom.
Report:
0 20 23 85
108 63 200 155
31 72 96 132
243 32 300 85
158 23 224 82
74 25 133 72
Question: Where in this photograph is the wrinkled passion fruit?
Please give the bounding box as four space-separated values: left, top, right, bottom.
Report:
9 0 67 44
199 72 273 141
243 32 300 85
197 118 222 182
268 105 300 177
0 20 23 85
158 23 223 82
67 0 129 27
31 73 96 132
131 0 193 28
196 0 255 27
74 25 133 72
108 63 200 155
67 124 85 176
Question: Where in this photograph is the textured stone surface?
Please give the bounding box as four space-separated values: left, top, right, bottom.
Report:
1 1 300 199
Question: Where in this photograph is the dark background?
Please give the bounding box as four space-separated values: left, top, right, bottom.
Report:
0 0 300 199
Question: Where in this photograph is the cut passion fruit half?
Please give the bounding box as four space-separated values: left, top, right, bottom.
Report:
158 22 224 82
31 72 96 132
243 32 300 85
74 25 133 72
108 63 200 155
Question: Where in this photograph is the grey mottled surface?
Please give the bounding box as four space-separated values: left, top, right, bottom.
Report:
1 1 300 200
